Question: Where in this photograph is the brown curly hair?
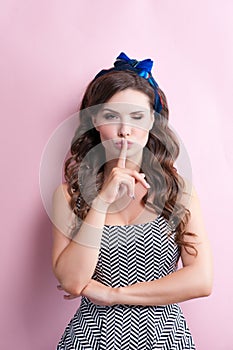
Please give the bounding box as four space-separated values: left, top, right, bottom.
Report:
64 70 197 256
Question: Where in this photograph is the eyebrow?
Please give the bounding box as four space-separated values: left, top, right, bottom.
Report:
102 108 145 115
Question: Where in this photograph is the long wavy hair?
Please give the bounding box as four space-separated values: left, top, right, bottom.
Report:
65 70 196 255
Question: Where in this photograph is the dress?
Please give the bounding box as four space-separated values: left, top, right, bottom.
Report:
56 215 196 350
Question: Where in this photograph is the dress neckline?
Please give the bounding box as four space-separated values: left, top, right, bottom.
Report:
104 214 163 228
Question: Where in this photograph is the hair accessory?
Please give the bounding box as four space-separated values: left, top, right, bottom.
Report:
94 52 163 113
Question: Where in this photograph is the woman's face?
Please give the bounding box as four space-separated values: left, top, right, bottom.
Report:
92 88 154 161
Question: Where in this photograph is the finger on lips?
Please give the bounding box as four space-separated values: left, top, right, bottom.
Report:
115 139 150 190
108 138 150 201
117 138 127 168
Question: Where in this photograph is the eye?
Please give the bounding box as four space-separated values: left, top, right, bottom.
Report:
131 113 144 120
103 113 119 120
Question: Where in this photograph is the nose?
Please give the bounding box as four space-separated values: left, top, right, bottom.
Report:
118 122 131 137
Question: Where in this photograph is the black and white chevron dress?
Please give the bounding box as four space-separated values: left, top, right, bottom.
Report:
57 215 196 349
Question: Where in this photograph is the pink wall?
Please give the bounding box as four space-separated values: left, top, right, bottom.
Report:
1 1 232 349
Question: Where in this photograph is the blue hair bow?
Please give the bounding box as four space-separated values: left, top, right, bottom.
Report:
116 52 153 79
95 52 163 113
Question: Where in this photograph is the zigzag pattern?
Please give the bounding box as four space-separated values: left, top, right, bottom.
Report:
57 215 195 349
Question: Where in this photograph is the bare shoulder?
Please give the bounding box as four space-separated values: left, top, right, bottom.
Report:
53 183 71 205
180 178 213 271
52 183 77 240
178 177 205 235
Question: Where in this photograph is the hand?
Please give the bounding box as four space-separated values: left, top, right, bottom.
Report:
81 279 115 306
98 139 150 204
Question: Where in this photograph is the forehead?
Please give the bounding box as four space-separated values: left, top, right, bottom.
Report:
101 102 150 115
106 89 151 110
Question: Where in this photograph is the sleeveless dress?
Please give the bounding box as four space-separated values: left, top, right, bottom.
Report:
56 215 196 349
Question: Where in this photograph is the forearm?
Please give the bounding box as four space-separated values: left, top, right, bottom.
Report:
54 196 109 295
112 264 213 306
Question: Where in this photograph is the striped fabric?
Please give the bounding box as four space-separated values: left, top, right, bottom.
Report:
57 215 196 349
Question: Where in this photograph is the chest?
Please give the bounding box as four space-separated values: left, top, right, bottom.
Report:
104 182 158 226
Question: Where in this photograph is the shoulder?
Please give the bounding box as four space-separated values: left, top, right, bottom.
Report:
179 177 205 234
52 183 77 236
179 177 206 238
179 176 197 210
53 183 71 204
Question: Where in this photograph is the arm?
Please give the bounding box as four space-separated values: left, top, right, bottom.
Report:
52 141 150 298
81 186 213 306
110 186 213 306
52 184 109 296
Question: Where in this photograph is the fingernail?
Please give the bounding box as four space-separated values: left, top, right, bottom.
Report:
140 173 146 178
145 182 150 188
130 194 135 199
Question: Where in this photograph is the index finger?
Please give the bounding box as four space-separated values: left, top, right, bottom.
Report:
117 139 127 168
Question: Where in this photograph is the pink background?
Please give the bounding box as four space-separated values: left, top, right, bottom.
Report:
1 1 232 349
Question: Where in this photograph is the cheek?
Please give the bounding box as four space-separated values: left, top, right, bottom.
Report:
97 125 116 141
136 129 150 145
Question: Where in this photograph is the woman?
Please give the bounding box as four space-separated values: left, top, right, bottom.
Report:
52 53 213 349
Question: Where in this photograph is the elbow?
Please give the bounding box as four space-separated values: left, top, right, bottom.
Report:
190 281 212 300
59 279 89 297
202 267 214 297
197 275 213 298
52 264 87 297
192 262 214 298
202 281 213 297
63 283 83 297
199 284 212 297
